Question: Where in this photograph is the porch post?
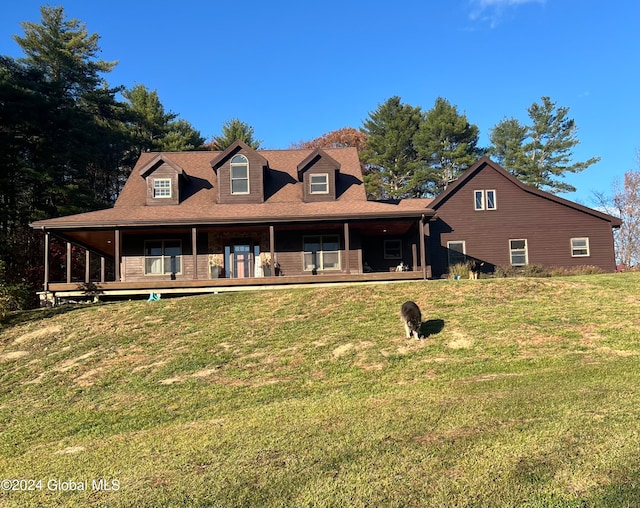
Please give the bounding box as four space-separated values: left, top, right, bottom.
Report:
85 249 90 283
114 229 121 282
43 231 50 291
66 241 72 284
100 256 105 283
343 222 351 274
269 225 275 275
192 227 198 280
419 216 427 279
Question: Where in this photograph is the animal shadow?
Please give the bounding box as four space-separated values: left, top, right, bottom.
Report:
420 319 445 339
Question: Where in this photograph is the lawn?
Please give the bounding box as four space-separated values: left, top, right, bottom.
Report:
1 273 639 507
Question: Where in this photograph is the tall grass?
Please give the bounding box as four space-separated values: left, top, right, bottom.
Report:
1 273 639 507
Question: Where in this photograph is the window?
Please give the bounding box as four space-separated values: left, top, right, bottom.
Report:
474 190 497 210
303 235 340 271
571 237 590 257
447 241 466 266
153 178 172 198
474 190 484 210
384 239 402 260
230 154 249 194
144 240 182 275
509 239 528 266
310 173 329 194
486 190 497 210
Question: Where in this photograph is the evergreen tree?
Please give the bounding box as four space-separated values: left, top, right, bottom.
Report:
489 97 599 193
414 97 481 196
360 97 423 199
208 118 261 150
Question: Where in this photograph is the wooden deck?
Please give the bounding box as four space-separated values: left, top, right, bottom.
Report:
39 270 430 305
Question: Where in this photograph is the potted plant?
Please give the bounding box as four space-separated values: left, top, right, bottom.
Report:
208 254 223 278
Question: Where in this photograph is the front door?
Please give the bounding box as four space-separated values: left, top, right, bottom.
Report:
233 244 251 278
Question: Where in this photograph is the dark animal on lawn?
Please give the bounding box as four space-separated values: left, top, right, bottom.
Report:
468 260 485 280
400 301 422 340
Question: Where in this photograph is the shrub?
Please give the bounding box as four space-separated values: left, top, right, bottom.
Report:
448 262 470 279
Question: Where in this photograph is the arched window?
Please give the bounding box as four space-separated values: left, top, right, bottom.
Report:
230 154 249 194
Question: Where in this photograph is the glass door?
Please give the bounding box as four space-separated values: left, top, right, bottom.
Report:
233 244 251 278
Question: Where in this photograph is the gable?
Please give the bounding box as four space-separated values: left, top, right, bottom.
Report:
137 153 187 206
296 148 341 202
210 140 268 204
431 157 621 227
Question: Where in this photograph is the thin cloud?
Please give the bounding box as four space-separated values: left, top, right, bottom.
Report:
469 0 546 27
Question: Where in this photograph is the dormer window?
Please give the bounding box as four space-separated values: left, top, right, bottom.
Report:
310 173 329 194
230 155 249 194
153 178 172 198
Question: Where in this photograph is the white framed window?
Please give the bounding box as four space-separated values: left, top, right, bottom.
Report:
474 190 484 210
384 239 402 260
447 241 466 266
486 190 497 210
474 190 497 210
571 237 590 257
230 154 249 194
144 240 182 275
509 239 528 266
303 235 340 271
153 178 172 198
310 173 329 194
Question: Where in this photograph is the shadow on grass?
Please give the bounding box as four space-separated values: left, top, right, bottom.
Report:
421 318 445 338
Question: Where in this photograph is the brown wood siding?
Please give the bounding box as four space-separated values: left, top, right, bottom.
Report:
431 168 617 277
302 164 337 202
146 163 180 206
217 150 265 204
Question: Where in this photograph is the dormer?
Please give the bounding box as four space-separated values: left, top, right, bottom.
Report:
210 140 268 204
139 154 188 206
297 148 340 202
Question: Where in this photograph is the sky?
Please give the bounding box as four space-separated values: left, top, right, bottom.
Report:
1 0 638 206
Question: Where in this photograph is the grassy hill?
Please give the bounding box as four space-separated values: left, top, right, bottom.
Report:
1 274 639 507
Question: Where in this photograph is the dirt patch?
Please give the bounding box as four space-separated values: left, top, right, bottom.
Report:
0 351 29 362
54 446 85 455
332 343 354 358
13 325 62 345
447 331 474 349
57 351 98 372
75 368 104 387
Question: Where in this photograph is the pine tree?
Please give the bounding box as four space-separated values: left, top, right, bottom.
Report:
489 97 599 193
414 97 481 195
360 97 423 199
208 119 261 150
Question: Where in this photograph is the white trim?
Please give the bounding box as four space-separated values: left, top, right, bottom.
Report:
309 173 329 194
571 237 590 257
509 239 528 266
153 178 172 198
486 189 497 210
447 240 466 266
230 154 250 195
474 190 484 210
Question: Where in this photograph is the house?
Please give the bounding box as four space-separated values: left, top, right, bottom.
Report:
30 141 434 302
428 157 621 278
30 147 620 303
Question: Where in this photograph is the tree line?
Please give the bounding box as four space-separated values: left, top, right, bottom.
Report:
0 5 626 308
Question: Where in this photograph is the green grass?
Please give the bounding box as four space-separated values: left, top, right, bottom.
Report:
1 274 640 507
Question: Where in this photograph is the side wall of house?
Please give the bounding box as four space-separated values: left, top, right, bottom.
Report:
430 168 617 277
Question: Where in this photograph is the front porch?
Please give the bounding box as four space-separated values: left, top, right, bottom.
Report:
38 269 430 306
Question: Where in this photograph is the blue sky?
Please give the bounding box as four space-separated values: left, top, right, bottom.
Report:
1 0 638 205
